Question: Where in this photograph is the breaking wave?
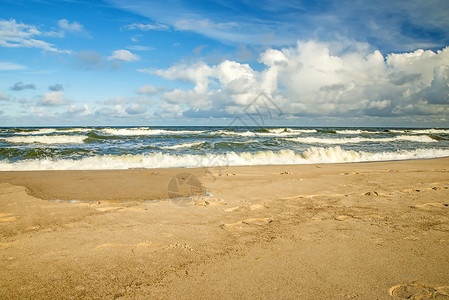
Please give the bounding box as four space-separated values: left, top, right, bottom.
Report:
1 147 448 171
160 141 205 149
2 135 87 144
284 135 436 144
99 128 204 136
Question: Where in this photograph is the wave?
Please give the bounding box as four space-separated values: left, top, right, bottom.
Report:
389 129 449 134
1 147 448 170
99 128 204 136
284 135 436 144
15 128 58 135
334 129 389 135
12 128 92 135
160 141 205 149
266 128 316 134
214 129 313 137
2 135 87 144
302 147 449 163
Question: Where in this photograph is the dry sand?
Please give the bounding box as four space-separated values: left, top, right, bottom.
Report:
1 158 449 299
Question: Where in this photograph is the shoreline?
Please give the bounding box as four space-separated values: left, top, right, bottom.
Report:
1 157 449 202
1 157 448 298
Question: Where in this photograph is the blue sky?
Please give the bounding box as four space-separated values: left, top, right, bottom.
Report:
0 0 448 127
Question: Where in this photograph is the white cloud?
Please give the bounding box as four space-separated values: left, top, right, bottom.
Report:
147 41 449 122
66 104 92 116
126 103 147 115
0 92 10 101
0 61 26 70
368 100 391 109
108 49 140 62
97 95 155 118
58 19 83 33
38 91 70 106
137 84 162 94
126 23 169 31
0 19 64 52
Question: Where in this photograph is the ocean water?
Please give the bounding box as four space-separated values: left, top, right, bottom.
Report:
0 126 449 170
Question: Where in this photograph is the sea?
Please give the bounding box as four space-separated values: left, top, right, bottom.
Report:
1 126 449 171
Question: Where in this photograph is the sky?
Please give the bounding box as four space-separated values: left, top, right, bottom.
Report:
0 0 449 127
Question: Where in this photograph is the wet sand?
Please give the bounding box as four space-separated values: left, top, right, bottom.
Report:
1 158 449 299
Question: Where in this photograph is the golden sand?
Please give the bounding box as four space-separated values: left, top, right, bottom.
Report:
1 158 449 299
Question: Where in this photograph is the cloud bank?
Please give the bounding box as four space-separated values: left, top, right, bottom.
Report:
142 41 449 123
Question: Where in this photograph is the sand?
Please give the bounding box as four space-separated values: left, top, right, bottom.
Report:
1 158 449 299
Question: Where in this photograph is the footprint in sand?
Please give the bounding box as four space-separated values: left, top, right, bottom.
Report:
95 207 125 212
224 206 246 213
0 213 19 222
94 241 162 250
364 191 379 196
389 283 449 299
335 215 357 221
224 204 268 213
220 217 272 229
194 198 227 207
413 203 449 210
0 242 12 249
242 218 272 225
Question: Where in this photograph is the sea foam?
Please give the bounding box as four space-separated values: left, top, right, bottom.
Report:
99 128 204 136
0 147 448 171
284 135 436 144
2 135 87 144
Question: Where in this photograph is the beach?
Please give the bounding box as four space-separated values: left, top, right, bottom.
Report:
1 158 448 299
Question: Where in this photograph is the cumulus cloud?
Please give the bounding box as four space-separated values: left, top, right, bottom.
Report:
126 103 147 115
10 82 36 91
58 19 83 33
66 104 91 116
0 19 66 52
108 49 140 62
146 41 449 121
95 95 155 118
38 91 70 106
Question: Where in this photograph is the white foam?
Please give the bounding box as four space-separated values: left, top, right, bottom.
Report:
285 135 436 144
267 128 316 134
14 128 91 135
214 129 311 137
2 135 87 144
15 128 58 135
99 128 204 136
1 147 448 171
57 128 92 133
303 147 449 163
160 141 205 149
389 129 449 134
334 129 387 135
409 129 449 134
